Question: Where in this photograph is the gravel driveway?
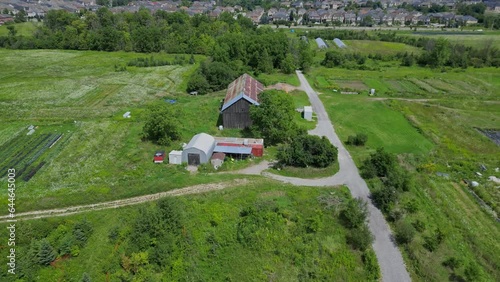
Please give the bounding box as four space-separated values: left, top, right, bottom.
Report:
291 70 412 282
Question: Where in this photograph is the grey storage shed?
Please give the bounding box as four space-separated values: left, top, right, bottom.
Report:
182 133 216 165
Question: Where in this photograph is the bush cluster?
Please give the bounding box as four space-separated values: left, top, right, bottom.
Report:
277 135 338 168
346 133 368 146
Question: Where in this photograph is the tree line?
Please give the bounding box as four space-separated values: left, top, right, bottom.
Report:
308 30 499 69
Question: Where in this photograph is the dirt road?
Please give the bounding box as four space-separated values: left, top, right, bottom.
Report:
0 179 249 223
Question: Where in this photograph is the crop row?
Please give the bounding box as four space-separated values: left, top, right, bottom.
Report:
16 134 62 181
22 161 47 182
0 133 62 180
0 134 51 176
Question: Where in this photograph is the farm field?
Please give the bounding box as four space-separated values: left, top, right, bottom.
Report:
402 31 500 48
342 40 422 55
307 62 500 281
308 65 499 99
0 49 259 213
0 180 380 281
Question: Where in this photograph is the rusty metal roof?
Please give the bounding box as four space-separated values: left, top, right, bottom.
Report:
221 74 264 112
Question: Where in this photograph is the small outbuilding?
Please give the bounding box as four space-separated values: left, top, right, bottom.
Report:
211 152 226 169
303 106 313 121
181 133 216 165
169 150 182 165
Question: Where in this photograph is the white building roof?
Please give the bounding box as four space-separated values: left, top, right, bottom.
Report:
184 133 215 154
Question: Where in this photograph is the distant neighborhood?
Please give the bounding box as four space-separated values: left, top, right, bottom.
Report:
0 0 499 28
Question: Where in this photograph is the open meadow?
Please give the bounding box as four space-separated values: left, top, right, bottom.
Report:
307 41 500 280
0 180 380 281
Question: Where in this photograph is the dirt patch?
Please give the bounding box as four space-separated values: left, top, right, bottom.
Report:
265 83 302 93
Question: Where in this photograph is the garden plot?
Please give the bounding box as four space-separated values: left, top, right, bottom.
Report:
75 84 125 107
407 78 440 94
388 80 425 95
424 79 466 94
337 80 368 91
0 125 71 182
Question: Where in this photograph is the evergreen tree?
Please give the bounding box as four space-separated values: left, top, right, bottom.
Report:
37 239 56 266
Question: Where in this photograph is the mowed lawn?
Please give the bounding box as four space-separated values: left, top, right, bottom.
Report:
319 93 434 161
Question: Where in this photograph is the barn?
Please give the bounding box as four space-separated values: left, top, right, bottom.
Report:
221 74 264 129
181 133 216 165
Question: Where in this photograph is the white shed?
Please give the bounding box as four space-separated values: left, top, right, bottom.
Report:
303 106 313 121
181 133 216 165
169 150 182 165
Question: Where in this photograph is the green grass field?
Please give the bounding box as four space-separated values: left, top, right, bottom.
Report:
342 40 422 55
257 72 301 87
306 61 500 281
0 21 40 36
0 180 379 281
403 31 500 48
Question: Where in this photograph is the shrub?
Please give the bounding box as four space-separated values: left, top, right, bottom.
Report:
395 220 416 245
412 219 426 232
464 262 482 282
371 185 399 213
277 135 338 168
361 147 396 179
346 223 374 251
346 133 368 146
142 103 181 146
423 228 445 252
442 257 462 270
73 219 93 247
362 249 381 280
340 198 369 229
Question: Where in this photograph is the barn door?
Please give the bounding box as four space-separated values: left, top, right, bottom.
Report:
188 153 200 165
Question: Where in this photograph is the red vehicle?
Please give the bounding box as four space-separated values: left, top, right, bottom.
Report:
153 151 165 163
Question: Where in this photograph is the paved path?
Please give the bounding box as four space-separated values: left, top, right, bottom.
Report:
293 70 411 282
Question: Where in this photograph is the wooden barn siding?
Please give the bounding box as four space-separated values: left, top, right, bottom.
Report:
222 99 253 129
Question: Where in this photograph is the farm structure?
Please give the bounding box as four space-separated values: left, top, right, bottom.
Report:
303 106 313 121
211 152 225 169
177 134 264 166
315 38 328 49
181 133 216 165
214 136 264 157
168 150 182 164
333 38 347 48
221 74 264 129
